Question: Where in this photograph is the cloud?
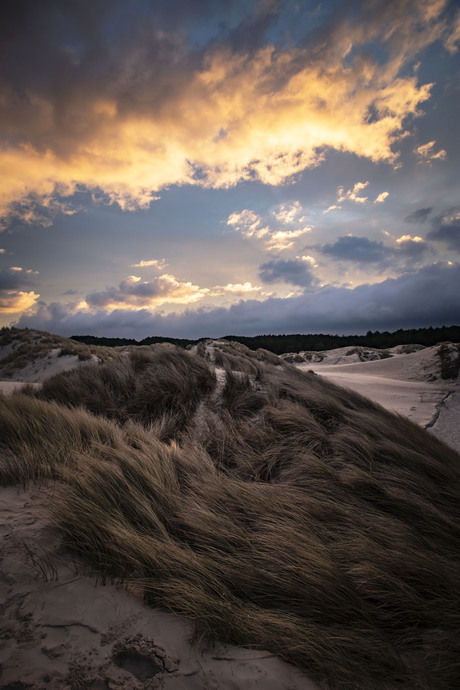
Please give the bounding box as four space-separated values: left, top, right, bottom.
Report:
272 202 304 225
414 141 447 163
0 0 448 223
85 274 208 310
337 182 369 204
396 234 424 244
395 235 429 259
0 194 82 231
404 207 432 224
0 266 40 314
427 209 460 251
131 259 167 269
320 235 393 263
15 263 460 339
227 210 265 237
258 258 317 287
374 191 389 204
266 229 311 251
319 233 430 266
228 204 311 250
210 282 270 297
0 266 38 291
444 9 460 53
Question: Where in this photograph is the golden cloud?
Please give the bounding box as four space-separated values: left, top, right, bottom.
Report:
0 291 40 314
338 182 370 204
84 274 208 311
0 0 448 222
414 140 447 163
266 228 312 251
227 204 311 251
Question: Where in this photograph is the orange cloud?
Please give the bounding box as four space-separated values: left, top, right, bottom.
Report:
0 266 40 313
414 140 447 164
338 182 369 204
84 274 208 311
0 291 39 314
0 0 448 222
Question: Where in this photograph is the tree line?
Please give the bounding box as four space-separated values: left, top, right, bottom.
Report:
71 324 460 354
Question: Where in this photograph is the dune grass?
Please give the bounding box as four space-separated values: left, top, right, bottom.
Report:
0 326 120 379
37 344 216 436
1 342 459 689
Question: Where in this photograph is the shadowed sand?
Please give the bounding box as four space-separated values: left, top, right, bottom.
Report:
0 487 319 690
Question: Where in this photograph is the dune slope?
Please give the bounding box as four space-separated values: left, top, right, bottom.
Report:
0 338 459 689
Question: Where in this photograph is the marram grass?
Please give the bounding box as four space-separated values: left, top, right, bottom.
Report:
1 342 459 690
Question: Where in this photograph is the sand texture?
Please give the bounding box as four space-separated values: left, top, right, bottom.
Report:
0 487 319 690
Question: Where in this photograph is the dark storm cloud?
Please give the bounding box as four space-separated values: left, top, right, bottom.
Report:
396 238 430 260
0 0 199 155
404 208 432 224
318 235 430 266
0 267 37 291
86 278 168 309
427 209 460 251
0 0 265 150
16 263 460 339
320 236 394 263
258 258 317 287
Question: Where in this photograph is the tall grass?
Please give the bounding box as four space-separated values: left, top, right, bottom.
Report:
1 343 459 689
37 344 216 437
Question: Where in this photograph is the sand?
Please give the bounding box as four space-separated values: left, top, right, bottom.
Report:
296 344 460 452
0 487 320 690
0 381 41 395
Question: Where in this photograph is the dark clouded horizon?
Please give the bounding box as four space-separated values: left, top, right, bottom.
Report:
1 0 459 337
15 263 460 339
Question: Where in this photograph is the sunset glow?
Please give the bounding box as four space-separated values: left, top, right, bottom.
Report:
1 0 459 337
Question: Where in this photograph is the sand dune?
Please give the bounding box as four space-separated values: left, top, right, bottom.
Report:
296 343 460 451
1 331 459 689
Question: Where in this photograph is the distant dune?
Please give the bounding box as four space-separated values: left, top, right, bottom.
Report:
1 329 459 689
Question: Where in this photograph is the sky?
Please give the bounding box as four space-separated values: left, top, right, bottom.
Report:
0 0 459 339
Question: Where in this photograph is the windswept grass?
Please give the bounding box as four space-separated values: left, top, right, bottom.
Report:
37 344 216 436
0 392 122 485
1 342 459 689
